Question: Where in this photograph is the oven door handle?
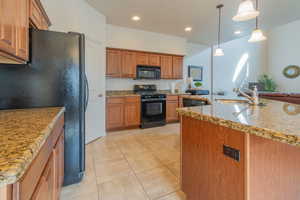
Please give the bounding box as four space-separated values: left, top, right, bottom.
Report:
142 98 166 102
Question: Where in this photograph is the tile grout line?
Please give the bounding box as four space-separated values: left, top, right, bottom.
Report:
118 142 152 200
90 141 102 200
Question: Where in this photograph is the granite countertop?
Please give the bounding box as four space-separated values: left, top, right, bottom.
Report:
0 107 65 187
178 97 300 147
180 95 211 102
106 90 190 97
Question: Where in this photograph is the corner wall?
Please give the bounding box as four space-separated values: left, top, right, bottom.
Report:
268 20 300 93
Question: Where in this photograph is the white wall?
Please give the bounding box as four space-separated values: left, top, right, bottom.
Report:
106 25 187 91
189 36 268 94
42 0 107 142
213 37 268 94
184 43 211 90
268 20 300 93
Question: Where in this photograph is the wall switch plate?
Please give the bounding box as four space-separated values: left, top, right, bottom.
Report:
223 145 240 162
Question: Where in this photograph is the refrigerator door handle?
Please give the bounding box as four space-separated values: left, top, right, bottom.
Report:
84 74 89 112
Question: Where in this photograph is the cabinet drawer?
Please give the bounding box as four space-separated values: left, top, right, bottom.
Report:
167 95 179 101
125 96 140 103
107 97 124 104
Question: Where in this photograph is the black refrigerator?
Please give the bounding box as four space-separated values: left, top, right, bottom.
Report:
0 29 88 186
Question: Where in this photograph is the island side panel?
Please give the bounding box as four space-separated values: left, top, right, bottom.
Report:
181 116 245 200
0 185 12 200
249 135 300 200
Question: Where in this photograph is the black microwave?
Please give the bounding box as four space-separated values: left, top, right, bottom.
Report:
136 66 161 80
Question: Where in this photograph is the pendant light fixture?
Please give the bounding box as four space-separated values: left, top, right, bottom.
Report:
248 0 267 42
233 0 259 22
215 4 224 57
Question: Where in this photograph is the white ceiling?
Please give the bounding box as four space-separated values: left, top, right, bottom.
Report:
86 0 300 45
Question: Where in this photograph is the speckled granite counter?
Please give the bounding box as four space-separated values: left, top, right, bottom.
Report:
106 90 190 97
106 90 140 97
178 98 300 147
181 95 212 102
0 107 65 187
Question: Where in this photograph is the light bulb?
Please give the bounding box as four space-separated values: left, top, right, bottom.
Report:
214 48 224 56
248 29 267 43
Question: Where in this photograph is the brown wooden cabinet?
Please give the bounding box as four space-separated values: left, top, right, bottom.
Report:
0 0 50 64
106 97 124 130
0 0 17 56
172 56 183 79
122 51 136 78
106 48 184 80
166 95 179 123
30 0 51 30
149 54 160 66
53 134 64 200
136 52 149 65
161 55 173 79
31 154 55 200
106 96 141 131
124 97 141 127
106 49 122 78
16 0 29 61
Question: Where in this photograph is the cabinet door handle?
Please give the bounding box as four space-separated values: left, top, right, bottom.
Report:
98 94 103 98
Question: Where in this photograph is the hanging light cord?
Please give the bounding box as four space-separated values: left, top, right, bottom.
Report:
255 0 259 29
217 4 224 48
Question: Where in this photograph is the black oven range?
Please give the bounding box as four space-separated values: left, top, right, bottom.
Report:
134 85 166 128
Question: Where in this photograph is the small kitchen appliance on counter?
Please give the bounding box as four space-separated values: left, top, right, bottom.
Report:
186 89 210 95
134 85 166 128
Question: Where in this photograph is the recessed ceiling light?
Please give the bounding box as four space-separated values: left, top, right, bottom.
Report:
234 30 242 35
132 16 141 21
185 27 192 32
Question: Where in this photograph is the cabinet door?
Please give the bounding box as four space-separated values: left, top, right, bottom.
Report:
31 154 55 200
106 98 124 130
0 0 17 55
149 54 160 66
30 0 42 29
124 97 140 127
122 51 136 78
106 49 122 77
172 56 183 79
166 100 179 122
54 133 64 199
16 0 29 60
136 52 149 65
161 55 173 79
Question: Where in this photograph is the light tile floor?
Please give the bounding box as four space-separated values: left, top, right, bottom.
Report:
60 123 186 200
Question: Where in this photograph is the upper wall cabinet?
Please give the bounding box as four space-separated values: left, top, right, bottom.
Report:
136 52 149 65
106 48 184 80
106 49 122 78
122 51 136 78
172 56 183 79
149 54 160 66
30 0 51 30
0 0 50 64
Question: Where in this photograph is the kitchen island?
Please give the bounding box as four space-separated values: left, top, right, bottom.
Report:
178 98 300 200
0 107 65 200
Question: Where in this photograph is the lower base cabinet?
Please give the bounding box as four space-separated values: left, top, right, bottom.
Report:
166 95 181 123
1 115 64 200
106 96 141 131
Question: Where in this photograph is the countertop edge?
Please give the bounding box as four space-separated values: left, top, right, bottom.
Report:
177 108 300 147
0 107 65 187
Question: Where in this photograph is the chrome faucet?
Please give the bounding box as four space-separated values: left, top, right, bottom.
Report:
233 86 259 105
